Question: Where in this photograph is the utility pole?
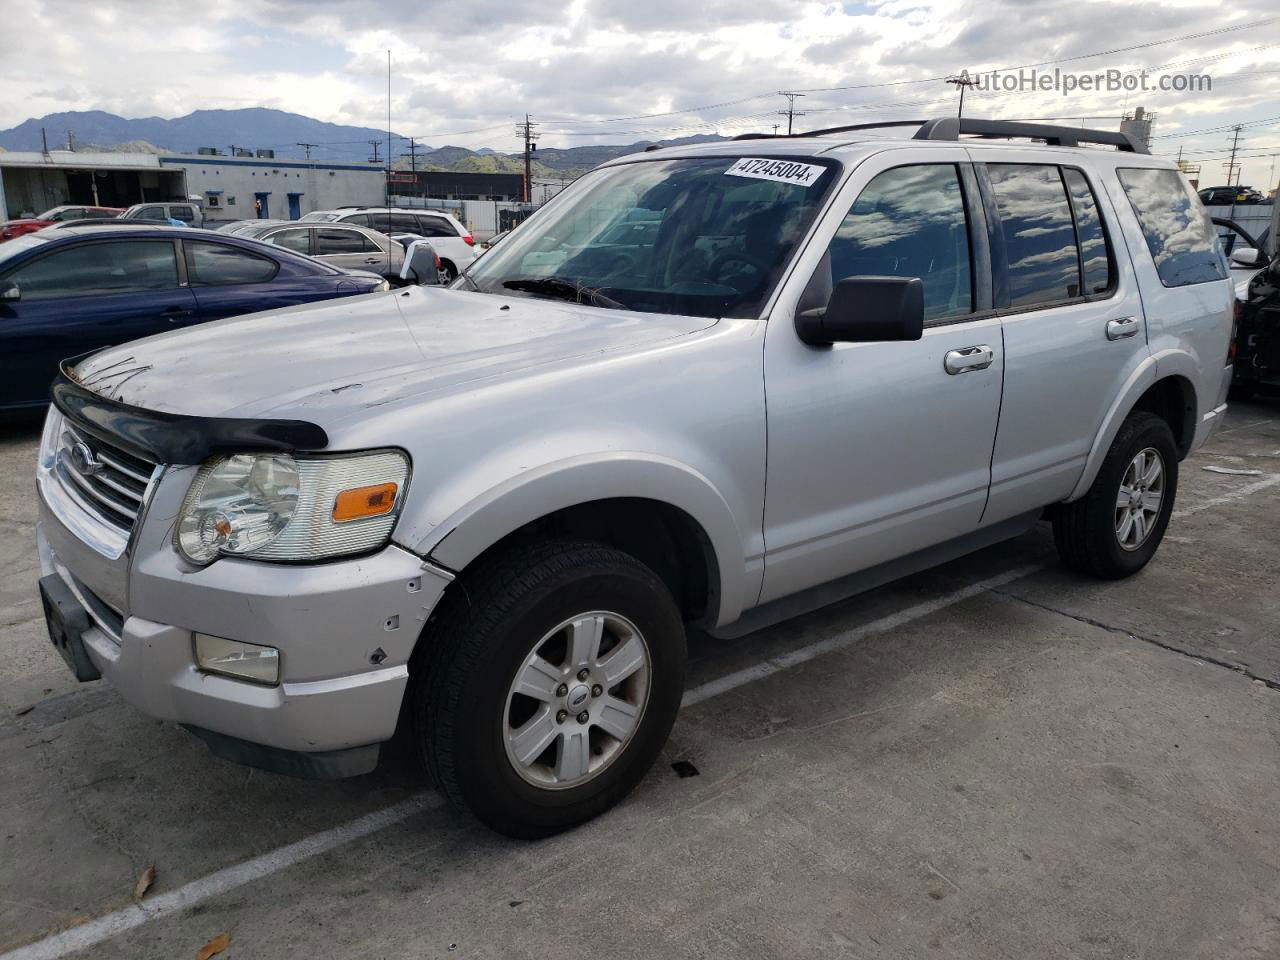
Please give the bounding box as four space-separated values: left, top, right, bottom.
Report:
946 73 979 119
65 130 75 151
516 115 538 203
772 123 780 136
778 92 806 135
386 49 392 208
1224 125 1244 187
228 145 239 157
368 140 382 164
41 127 50 157
296 142 317 160
401 136 422 199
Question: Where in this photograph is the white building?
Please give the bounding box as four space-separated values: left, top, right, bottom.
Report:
0 150 386 221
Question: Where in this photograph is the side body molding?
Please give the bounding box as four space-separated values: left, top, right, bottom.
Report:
408 453 754 627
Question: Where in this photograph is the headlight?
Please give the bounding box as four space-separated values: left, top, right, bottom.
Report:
372 279 390 292
176 450 409 565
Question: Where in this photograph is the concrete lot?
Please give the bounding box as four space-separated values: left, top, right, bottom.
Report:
2 400 1279 959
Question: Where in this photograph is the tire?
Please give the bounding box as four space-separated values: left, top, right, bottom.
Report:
439 262 457 284
414 539 686 839
1052 411 1178 579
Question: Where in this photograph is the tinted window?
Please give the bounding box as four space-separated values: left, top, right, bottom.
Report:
1062 169 1113 295
387 214 421 233
339 213 371 227
416 216 458 238
988 164 1080 307
824 164 972 322
185 241 278 285
1118 168 1227 287
7 240 178 300
170 206 195 223
267 229 310 254
316 229 376 254
136 206 165 220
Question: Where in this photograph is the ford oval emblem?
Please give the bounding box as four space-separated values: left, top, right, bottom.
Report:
68 440 104 476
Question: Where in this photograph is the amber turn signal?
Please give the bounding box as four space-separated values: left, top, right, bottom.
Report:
332 482 399 522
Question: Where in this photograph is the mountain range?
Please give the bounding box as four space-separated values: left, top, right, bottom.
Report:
0 108 726 178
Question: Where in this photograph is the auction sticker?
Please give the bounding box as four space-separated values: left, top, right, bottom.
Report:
725 158 826 187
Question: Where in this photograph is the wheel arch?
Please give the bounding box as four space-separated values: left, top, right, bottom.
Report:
411 455 750 627
1067 358 1196 502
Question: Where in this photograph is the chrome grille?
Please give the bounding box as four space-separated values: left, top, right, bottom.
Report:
53 424 159 534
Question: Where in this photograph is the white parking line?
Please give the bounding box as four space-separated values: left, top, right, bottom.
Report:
1174 474 1280 518
0 797 439 960
4 473 1276 959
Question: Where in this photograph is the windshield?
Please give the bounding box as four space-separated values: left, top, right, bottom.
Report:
36 207 71 221
464 155 839 319
0 233 52 267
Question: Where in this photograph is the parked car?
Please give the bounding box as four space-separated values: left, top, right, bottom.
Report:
0 226 387 411
1199 185 1268 206
120 202 205 228
231 221 406 281
0 205 123 242
1231 239 1280 397
1214 217 1270 301
300 207 476 281
215 219 288 235
480 230 510 250
34 119 1232 839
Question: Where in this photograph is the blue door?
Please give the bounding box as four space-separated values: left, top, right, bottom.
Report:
287 193 303 220
254 192 270 218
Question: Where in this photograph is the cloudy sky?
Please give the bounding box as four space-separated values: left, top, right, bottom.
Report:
4 0 1279 186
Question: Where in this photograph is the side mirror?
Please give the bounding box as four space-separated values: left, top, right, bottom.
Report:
0 283 19 303
796 276 924 346
1231 246 1265 268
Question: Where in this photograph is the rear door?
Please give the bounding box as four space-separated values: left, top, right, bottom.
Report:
0 238 196 407
975 154 1149 524
183 238 307 322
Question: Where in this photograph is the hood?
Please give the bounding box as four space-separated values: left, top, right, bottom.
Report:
72 286 717 426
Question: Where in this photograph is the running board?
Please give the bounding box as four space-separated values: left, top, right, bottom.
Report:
709 510 1042 640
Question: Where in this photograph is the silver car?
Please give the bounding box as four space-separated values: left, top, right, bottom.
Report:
35 118 1233 839
233 221 405 280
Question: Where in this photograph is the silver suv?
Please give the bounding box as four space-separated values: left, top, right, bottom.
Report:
35 119 1233 838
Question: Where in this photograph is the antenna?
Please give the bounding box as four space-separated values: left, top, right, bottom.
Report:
296 142 317 160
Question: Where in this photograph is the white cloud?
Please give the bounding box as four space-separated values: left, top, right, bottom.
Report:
0 0 1277 185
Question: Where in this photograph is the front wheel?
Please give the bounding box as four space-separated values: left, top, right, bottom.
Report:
1052 411 1178 579
414 540 686 838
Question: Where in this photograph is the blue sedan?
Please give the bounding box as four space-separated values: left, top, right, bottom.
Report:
0 226 387 411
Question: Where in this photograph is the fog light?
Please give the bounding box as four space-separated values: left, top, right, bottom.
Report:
195 633 280 685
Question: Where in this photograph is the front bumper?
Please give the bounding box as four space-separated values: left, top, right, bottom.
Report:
37 482 450 770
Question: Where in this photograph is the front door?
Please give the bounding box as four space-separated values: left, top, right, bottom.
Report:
314 227 387 274
0 238 196 407
287 193 303 220
254 192 270 219
760 150 1004 604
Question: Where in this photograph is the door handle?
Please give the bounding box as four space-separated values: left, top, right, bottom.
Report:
161 308 193 322
1106 316 1141 340
944 345 994 375
363 257 381 264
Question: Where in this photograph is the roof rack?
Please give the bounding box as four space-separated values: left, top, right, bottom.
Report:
733 117 1148 154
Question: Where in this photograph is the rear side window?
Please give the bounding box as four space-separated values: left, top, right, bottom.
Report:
416 216 458 238
1062 169 1114 295
316 229 378 254
170 206 195 223
6 240 178 300
987 164 1080 307
1117 168 1227 287
266 229 311 254
339 213 371 227
824 164 973 323
185 241 278 285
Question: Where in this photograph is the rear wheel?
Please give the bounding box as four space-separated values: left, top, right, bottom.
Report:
1052 411 1178 579
414 540 686 838
439 261 458 283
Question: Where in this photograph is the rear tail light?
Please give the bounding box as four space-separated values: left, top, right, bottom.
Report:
462 235 475 246
433 253 442 269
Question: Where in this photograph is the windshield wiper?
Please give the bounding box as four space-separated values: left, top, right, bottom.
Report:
502 276 624 310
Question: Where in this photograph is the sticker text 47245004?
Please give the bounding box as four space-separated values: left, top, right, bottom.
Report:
725 158 826 187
